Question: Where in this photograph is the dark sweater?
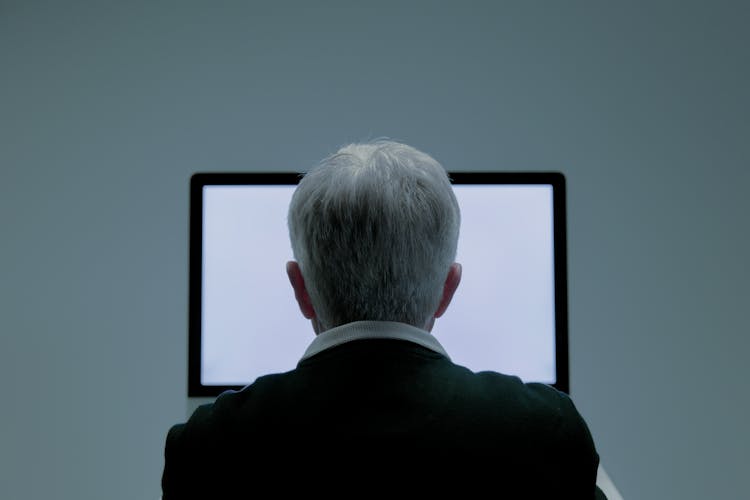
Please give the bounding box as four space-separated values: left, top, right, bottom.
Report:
163 339 602 499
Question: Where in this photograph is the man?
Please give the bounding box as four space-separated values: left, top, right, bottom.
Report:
162 140 604 498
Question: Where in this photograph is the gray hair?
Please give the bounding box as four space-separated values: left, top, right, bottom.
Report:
287 140 461 330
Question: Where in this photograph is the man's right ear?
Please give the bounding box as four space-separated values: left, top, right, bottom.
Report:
434 262 462 319
286 261 316 320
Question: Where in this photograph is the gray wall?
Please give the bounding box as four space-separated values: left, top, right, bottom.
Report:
2 1 747 499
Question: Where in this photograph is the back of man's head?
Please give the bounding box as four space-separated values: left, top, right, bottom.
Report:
287 139 461 331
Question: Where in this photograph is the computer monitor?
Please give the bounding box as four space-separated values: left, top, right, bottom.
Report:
188 171 569 397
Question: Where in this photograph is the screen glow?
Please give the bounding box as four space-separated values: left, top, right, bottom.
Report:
201 184 557 386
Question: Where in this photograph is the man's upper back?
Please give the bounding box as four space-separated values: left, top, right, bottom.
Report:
163 338 600 498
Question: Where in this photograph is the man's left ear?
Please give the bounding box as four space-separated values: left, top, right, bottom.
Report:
286 261 316 320
434 262 462 319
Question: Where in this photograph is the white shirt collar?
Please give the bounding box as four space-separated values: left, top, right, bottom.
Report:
300 320 451 361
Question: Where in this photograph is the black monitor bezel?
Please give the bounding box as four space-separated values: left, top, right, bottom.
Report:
188 171 569 396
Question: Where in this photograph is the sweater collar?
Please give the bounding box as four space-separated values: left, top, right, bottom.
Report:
300 320 450 361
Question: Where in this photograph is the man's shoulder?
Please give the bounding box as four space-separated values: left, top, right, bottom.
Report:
193 371 293 416
453 366 577 416
171 372 292 431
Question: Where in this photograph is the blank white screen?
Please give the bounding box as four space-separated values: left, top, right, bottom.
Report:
201 184 556 386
